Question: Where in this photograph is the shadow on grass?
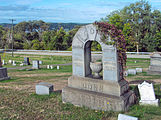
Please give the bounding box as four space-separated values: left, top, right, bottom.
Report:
0 78 20 83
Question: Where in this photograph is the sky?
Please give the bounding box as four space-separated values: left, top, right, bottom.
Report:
0 0 160 23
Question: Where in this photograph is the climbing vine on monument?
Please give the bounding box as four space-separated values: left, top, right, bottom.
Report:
94 22 126 78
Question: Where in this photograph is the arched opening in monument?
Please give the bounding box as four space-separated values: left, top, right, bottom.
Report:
84 41 102 79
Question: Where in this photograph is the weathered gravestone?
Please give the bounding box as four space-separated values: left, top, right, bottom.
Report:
36 82 53 95
62 24 135 111
23 57 30 65
128 69 136 75
0 56 10 81
148 52 161 75
136 68 142 73
138 81 159 106
32 60 39 69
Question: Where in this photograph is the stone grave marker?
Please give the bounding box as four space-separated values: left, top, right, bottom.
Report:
8 60 12 64
32 60 39 69
148 52 161 75
20 63 24 66
36 82 53 95
2 60 5 65
57 66 59 70
138 81 159 106
136 68 142 73
118 114 138 120
62 24 135 111
0 56 10 81
47 65 50 69
12 60 16 66
24 57 30 65
128 69 136 75
50 65 53 69
39 61 43 65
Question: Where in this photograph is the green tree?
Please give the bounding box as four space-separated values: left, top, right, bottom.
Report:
51 27 66 50
102 0 161 52
32 39 40 50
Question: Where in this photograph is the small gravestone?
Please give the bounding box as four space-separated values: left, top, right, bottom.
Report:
32 60 39 69
20 63 24 66
2 60 5 65
47 65 50 69
50 65 53 69
12 60 16 66
138 81 159 106
136 68 142 73
39 61 43 65
8 60 12 64
57 66 59 70
148 52 161 75
0 56 10 81
128 69 136 75
24 57 30 65
36 82 53 95
118 114 138 120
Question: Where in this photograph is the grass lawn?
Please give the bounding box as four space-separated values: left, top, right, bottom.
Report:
0 53 161 120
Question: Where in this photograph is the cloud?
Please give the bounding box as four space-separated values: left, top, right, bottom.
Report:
15 0 42 5
0 5 29 11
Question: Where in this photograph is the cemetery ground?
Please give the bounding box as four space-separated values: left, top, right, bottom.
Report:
0 53 161 120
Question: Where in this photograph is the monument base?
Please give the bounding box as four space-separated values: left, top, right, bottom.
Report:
0 67 10 81
148 65 161 75
139 99 159 106
62 86 135 111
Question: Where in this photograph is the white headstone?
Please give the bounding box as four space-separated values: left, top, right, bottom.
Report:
138 81 159 106
2 60 5 65
118 114 138 120
12 60 16 66
39 61 43 65
50 65 53 69
32 60 39 69
128 69 136 75
20 63 24 66
8 60 12 64
136 68 142 73
47 65 50 69
57 66 59 70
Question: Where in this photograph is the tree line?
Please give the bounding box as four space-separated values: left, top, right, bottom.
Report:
0 0 161 52
0 20 79 50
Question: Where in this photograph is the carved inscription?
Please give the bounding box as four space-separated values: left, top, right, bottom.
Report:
82 82 103 92
76 28 88 42
77 93 119 110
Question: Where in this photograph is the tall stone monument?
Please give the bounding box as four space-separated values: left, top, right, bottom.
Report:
62 24 135 111
148 52 161 75
0 56 10 81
